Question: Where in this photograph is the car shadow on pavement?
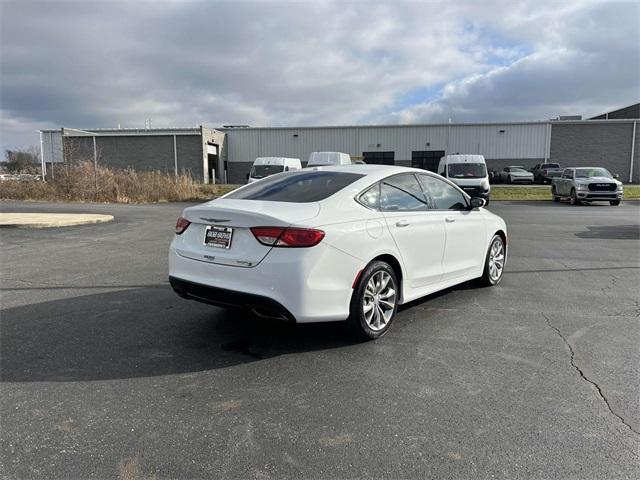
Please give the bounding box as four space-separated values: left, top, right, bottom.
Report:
575 224 640 240
0 287 358 383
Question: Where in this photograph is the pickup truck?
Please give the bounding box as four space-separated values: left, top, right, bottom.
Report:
551 167 623 205
530 163 562 184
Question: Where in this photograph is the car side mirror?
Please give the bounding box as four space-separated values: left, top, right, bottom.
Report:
614 173 620 179
469 197 486 209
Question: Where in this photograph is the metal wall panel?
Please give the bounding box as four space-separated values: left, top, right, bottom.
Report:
224 123 550 166
41 130 64 164
226 129 261 163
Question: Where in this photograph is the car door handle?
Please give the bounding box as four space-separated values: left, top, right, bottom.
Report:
395 220 410 227
445 217 455 223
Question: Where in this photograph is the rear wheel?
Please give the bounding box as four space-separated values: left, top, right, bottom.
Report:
478 234 506 286
610 200 621 206
348 261 398 340
569 189 580 205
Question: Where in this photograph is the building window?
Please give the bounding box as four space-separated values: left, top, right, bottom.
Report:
411 150 445 172
363 151 395 165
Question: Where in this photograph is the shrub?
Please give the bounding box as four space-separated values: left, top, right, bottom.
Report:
0 161 240 203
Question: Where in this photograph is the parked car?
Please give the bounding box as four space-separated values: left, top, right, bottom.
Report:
307 151 352 167
552 167 623 205
169 165 507 339
437 154 491 204
530 163 562 184
247 157 301 183
488 170 501 184
499 166 534 184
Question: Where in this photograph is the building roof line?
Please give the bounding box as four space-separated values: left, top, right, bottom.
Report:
39 117 639 135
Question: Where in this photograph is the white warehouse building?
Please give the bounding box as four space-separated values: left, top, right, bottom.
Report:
222 122 551 183
40 102 639 184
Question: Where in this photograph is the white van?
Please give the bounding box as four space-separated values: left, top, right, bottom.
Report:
247 157 302 183
437 154 491 204
307 152 351 167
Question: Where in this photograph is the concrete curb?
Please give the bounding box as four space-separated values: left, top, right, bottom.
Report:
0 213 114 228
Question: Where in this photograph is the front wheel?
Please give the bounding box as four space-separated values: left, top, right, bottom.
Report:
348 261 398 340
478 234 506 286
569 189 580 205
610 200 621 206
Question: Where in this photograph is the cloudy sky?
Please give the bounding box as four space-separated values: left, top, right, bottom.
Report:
1 0 638 149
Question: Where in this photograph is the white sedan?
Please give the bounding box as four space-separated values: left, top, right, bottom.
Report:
169 165 507 339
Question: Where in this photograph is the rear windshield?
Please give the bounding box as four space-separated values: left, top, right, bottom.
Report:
543 163 560 169
225 171 364 202
250 164 284 179
448 163 487 179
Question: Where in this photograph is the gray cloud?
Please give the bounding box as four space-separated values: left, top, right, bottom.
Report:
1 0 638 149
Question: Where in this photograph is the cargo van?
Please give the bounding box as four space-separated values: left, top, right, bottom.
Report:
307 152 351 167
437 154 491 204
247 157 302 183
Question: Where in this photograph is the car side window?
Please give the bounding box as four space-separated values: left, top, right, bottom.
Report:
562 169 573 178
417 174 468 210
358 183 380 209
504 168 510 172
380 174 429 211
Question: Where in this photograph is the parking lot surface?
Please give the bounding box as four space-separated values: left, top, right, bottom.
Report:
1 200 639 479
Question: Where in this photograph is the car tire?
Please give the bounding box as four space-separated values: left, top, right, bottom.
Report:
478 234 506 287
484 197 490 206
610 200 621 206
551 186 560 202
569 189 580 205
348 260 399 340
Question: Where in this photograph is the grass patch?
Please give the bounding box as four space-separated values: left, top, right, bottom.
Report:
0 161 242 203
490 185 640 201
490 186 553 201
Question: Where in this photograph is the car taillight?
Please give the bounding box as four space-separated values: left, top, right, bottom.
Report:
542 169 548 175
250 227 325 247
175 217 190 235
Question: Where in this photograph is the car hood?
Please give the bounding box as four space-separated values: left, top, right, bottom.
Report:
509 171 533 177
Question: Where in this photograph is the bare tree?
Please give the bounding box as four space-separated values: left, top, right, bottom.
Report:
4 147 40 173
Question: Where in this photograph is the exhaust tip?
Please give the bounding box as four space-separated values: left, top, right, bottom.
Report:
250 307 290 322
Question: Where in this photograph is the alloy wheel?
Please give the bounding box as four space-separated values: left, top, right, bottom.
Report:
488 238 505 282
362 271 397 331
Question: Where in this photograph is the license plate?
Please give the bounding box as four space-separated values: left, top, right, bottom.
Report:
204 225 233 249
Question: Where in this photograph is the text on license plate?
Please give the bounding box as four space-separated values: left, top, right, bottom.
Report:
204 226 233 248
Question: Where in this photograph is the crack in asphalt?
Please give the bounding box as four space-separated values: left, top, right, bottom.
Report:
542 313 639 437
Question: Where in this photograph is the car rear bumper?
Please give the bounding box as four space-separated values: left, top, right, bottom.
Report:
168 243 361 323
169 276 296 322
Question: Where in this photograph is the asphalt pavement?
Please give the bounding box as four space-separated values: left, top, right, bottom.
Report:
1 200 639 479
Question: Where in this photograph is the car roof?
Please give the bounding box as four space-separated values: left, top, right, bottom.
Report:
303 164 472 205
304 163 420 179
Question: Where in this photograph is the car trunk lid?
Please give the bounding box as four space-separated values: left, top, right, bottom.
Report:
176 199 320 267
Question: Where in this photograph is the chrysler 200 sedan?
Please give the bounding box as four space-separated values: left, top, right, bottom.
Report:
169 165 507 339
